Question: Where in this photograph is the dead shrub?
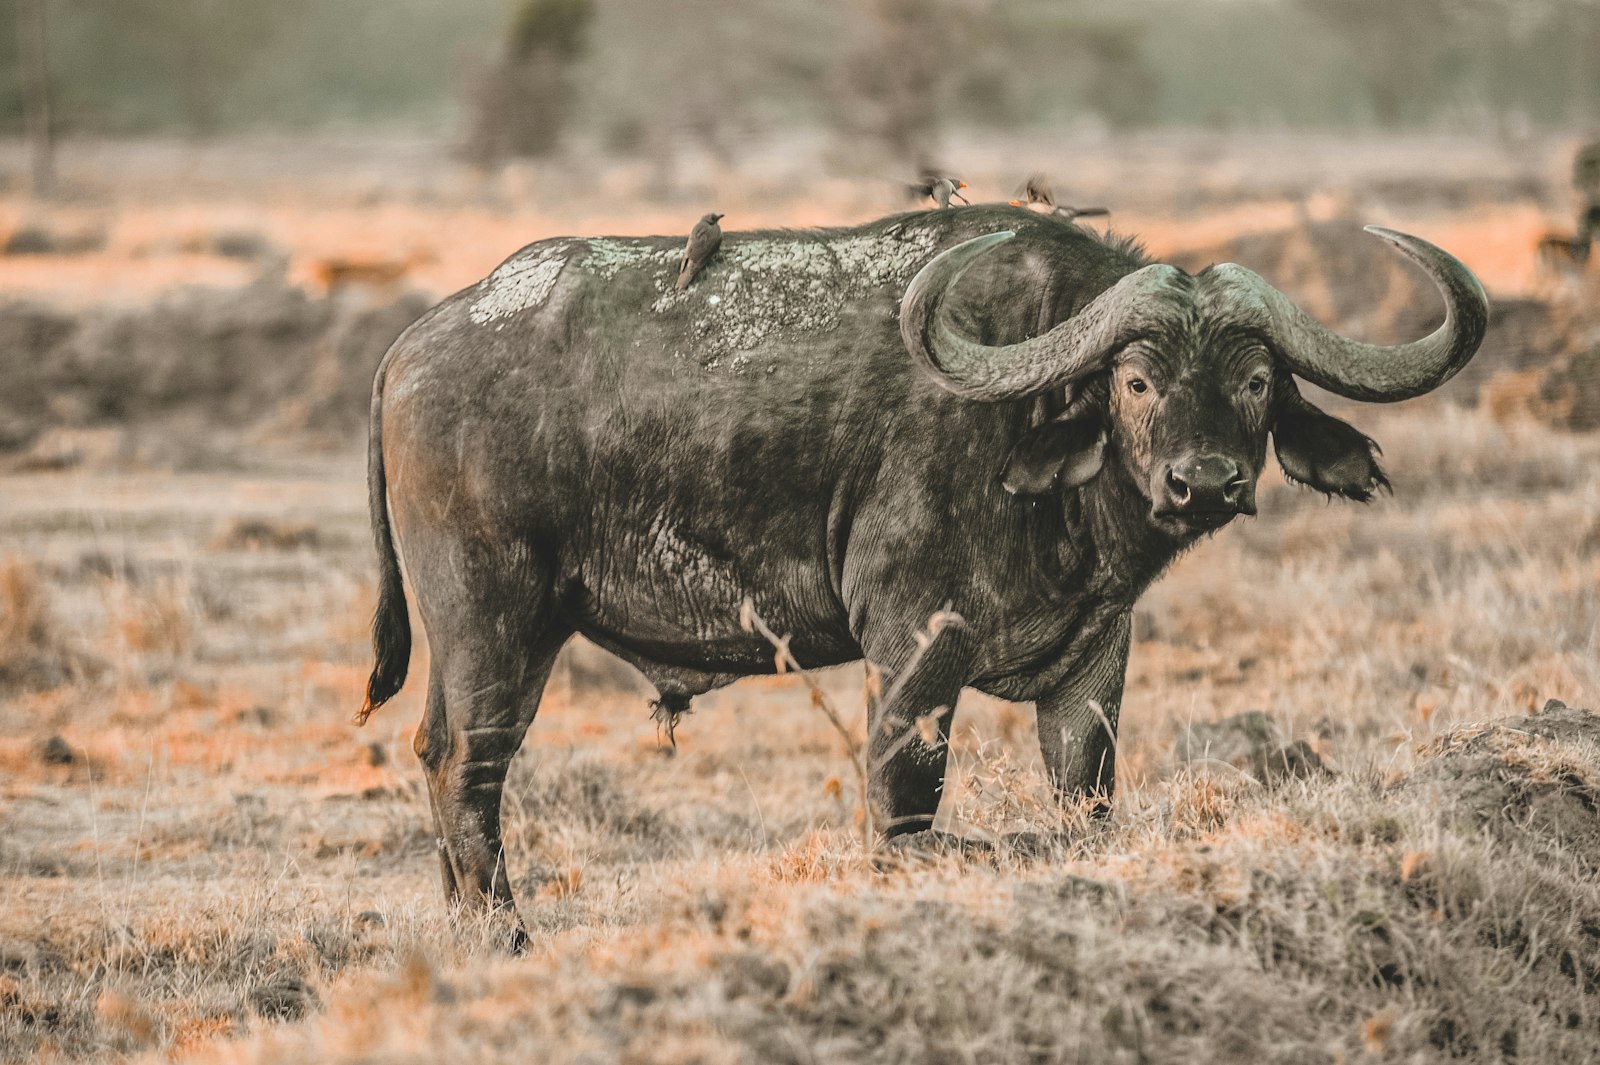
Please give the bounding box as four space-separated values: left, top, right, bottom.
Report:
209 518 320 552
109 578 193 658
95 988 165 1053
2 223 107 256
1480 367 1575 429
0 557 88 690
0 557 50 651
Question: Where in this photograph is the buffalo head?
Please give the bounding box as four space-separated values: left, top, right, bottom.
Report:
900 227 1488 535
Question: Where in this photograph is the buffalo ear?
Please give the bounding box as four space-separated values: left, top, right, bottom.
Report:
1002 410 1107 495
1272 387 1390 502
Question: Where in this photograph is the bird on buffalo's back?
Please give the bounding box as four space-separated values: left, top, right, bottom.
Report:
1011 172 1110 223
1015 172 1056 209
676 212 724 290
909 175 969 209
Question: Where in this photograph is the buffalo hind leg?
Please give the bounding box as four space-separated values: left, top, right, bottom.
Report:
417 676 460 904
414 628 568 951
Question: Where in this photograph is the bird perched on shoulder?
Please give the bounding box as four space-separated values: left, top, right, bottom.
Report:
676 212 724 291
909 174 970 209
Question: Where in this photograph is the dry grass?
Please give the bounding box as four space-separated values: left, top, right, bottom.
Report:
2 396 1596 1063
2 135 1599 1063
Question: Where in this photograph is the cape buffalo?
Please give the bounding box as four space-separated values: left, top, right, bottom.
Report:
358 205 1486 945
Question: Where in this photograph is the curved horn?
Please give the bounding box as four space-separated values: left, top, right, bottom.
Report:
901 232 1190 401
1207 226 1489 403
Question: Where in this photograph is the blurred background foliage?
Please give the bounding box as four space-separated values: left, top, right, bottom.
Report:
1 0 1598 151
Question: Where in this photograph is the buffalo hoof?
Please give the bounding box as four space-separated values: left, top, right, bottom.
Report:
1058 874 1120 901
1001 830 1073 857
1003 812 1115 856
874 829 993 868
464 904 529 955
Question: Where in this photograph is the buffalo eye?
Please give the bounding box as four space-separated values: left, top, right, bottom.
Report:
1127 377 1149 396
1247 373 1268 397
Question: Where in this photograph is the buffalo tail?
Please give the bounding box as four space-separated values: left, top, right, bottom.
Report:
357 349 412 724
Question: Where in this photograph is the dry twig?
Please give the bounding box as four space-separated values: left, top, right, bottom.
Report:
739 597 962 849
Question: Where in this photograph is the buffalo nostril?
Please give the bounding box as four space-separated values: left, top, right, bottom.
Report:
1165 469 1191 506
1224 475 1249 504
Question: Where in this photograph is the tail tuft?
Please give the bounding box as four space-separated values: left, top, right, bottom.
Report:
357 597 410 724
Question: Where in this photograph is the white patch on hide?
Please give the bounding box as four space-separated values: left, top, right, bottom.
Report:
469 244 573 324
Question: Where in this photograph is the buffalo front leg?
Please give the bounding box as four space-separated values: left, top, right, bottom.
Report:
1036 612 1130 817
414 630 566 951
860 623 970 841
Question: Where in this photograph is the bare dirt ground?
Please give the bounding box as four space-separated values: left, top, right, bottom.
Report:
3 132 1600 1063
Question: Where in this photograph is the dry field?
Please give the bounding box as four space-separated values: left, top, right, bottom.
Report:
3 133 1600 1063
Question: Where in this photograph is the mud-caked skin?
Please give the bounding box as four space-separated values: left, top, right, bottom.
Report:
359 204 1488 944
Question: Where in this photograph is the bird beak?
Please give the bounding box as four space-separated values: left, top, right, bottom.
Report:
959 181 969 189
1008 200 1021 206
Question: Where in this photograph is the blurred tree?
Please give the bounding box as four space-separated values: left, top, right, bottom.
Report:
16 0 54 195
1072 16 1158 130
1298 0 1521 127
836 0 965 165
464 0 593 165
840 0 1158 142
0 0 1595 142
91 0 310 135
508 0 592 59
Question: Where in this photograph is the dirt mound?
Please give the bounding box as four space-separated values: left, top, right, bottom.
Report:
1394 701 1600 865
0 281 431 463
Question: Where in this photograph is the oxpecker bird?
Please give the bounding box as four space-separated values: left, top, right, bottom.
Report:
910 175 969 209
1015 173 1056 209
1011 173 1110 222
676 212 724 290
